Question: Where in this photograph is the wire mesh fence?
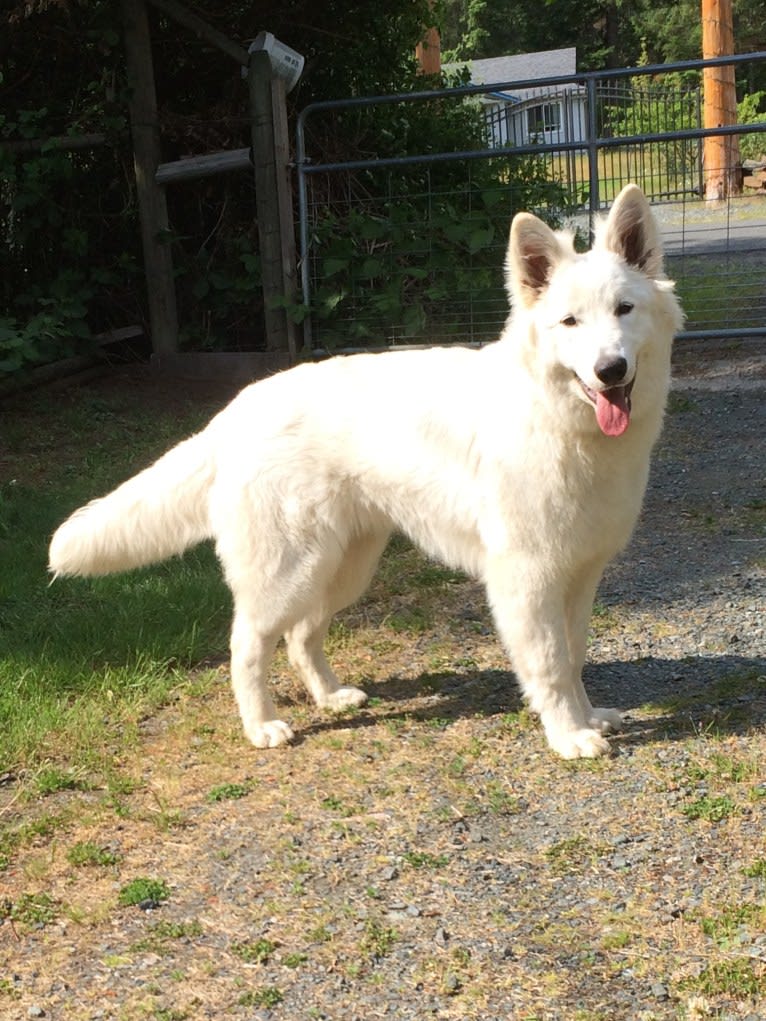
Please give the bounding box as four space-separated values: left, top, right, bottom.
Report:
296 53 766 350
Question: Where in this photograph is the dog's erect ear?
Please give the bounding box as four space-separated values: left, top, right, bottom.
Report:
601 184 664 278
507 213 568 308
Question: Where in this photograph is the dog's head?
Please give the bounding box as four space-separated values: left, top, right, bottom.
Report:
506 185 683 437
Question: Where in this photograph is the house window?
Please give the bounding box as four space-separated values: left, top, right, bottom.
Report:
527 102 562 136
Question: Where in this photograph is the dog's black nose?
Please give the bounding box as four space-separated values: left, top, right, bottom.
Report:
594 356 628 386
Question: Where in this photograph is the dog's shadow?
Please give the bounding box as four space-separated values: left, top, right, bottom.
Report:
299 653 766 751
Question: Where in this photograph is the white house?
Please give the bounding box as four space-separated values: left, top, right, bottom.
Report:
446 48 588 149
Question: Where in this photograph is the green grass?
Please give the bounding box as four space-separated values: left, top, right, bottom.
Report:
0 389 230 785
672 256 766 332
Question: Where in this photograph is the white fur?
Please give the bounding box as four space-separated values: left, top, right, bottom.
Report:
49 185 682 758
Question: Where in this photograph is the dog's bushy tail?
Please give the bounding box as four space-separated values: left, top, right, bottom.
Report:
49 432 215 578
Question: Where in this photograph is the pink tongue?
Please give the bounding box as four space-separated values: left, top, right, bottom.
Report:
596 387 631 437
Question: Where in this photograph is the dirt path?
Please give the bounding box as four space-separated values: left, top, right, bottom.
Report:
1 340 765 1021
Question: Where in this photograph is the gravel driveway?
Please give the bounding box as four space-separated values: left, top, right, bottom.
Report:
2 337 765 1021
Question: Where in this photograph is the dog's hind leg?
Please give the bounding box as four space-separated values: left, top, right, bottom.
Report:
229 608 291 748
284 530 390 712
218 506 351 748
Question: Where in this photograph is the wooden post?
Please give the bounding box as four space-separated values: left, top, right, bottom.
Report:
702 0 741 200
270 77 299 359
416 25 441 76
248 49 297 358
122 0 179 354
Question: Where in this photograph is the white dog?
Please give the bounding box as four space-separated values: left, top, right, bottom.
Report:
49 185 682 759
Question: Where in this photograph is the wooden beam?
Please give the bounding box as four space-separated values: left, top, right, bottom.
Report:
155 147 252 184
122 0 179 355
147 0 249 66
702 0 741 199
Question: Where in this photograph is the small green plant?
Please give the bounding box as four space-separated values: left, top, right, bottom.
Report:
283 951 308 968
118 877 171 907
206 781 253 803
361 919 398 960
0 977 22 1001
321 795 360 817
132 920 203 953
1 892 58 928
67 841 120 868
403 850 449 870
687 958 764 999
0 814 69 870
699 902 764 946
154 1009 189 1021
484 780 521 815
682 795 736 823
238 987 284 1008
545 835 604 875
33 766 89 797
743 858 766 879
309 924 332 944
231 938 277 964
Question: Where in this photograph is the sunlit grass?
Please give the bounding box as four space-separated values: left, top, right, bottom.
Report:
0 391 230 781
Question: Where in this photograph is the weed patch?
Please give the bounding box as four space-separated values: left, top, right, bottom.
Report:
231 938 277 964
67 841 120 868
118 877 171 908
682 795 737 823
1 891 59 929
206 781 255 803
238 987 284 1008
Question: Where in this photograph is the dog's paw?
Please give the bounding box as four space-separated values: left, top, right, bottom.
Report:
322 686 368 712
588 706 623 735
247 719 295 748
547 726 612 760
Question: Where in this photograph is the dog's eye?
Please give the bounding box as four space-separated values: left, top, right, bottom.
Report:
561 315 578 327
616 301 634 317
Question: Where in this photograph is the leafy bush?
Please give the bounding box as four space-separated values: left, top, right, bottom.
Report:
300 84 569 348
737 91 766 162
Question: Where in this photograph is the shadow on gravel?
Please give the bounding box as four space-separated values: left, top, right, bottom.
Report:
301 653 766 751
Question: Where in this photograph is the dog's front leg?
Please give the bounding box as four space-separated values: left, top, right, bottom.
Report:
485 560 611 759
565 565 623 737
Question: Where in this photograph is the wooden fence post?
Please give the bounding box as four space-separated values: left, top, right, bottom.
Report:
702 0 741 200
248 49 298 359
122 0 179 355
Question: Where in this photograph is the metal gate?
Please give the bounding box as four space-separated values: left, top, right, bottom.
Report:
296 52 766 352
